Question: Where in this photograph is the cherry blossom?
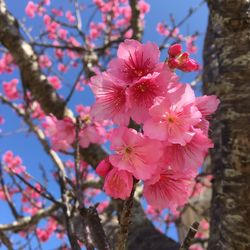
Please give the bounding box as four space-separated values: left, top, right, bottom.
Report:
104 167 133 199
109 127 163 180
167 44 199 72
143 167 195 210
43 116 75 151
90 73 130 125
2 151 26 174
25 1 37 18
163 129 213 170
3 78 19 100
143 83 201 145
108 39 162 83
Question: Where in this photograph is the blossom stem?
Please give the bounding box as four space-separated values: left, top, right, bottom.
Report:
116 180 137 250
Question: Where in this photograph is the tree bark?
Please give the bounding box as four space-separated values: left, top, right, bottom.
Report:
203 1 250 249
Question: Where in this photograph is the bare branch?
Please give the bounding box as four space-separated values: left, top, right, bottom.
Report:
0 230 13 250
129 0 143 41
0 203 59 232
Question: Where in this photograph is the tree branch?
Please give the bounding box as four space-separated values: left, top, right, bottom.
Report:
129 0 143 41
0 203 59 232
0 0 70 119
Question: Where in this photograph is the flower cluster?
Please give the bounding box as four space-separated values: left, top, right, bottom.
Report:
167 43 199 71
2 151 26 174
43 107 106 151
93 39 219 210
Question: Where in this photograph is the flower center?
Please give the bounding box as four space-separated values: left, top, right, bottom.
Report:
82 114 91 125
167 116 175 123
136 82 148 93
125 146 133 154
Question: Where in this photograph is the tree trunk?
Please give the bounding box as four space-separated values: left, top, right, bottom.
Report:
203 1 250 249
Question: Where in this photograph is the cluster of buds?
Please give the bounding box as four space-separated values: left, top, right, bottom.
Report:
167 44 199 72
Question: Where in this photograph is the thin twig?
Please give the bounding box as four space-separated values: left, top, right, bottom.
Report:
65 67 85 104
14 172 60 205
0 163 20 219
0 203 59 232
159 1 205 50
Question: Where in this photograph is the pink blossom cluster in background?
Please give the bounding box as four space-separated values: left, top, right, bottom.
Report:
2 78 19 100
43 106 107 151
2 150 26 174
94 39 219 211
0 53 14 74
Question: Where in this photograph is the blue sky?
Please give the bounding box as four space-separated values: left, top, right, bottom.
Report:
0 0 208 249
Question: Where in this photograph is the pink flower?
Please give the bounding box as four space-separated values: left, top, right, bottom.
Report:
108 39 161 83
0 116 4 125
156 23 170 36
195 95 220 117
90 73 130 125
43 0 51 6
58 29 68 40
25 1 37 18
163 129 213 170
39 55 52 69
194 95 220 134
2 151 26 174
48 76 62 89
167 44 199 72
189 245 204 250
186 35 198 54
65 11 76 23
43 116 75 151
138 1 150 14
36 228 50 242
96 157 112 177
109 127 163 180
143 167 195 210
58 63 68 73
104 167 133 200
0 53 14 74
52 8 63 16
168 44 182 57
79 124 105 148
127 66 175 123
3 79 19 100
144 84 201 145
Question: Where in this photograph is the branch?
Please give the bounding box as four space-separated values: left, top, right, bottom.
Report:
0 163 20 219
0 203 59 232
129 0 143 41
116 183 136 250
0 94 67 180
179 222 199 250
0 0 70 119
80 206 111 250
0 230 13 250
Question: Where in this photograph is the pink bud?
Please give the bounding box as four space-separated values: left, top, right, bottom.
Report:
179 58 199 72
168 44 182 57
167 58 179 69
96 157 112 177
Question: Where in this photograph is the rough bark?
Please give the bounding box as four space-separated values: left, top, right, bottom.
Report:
203 1 250 249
